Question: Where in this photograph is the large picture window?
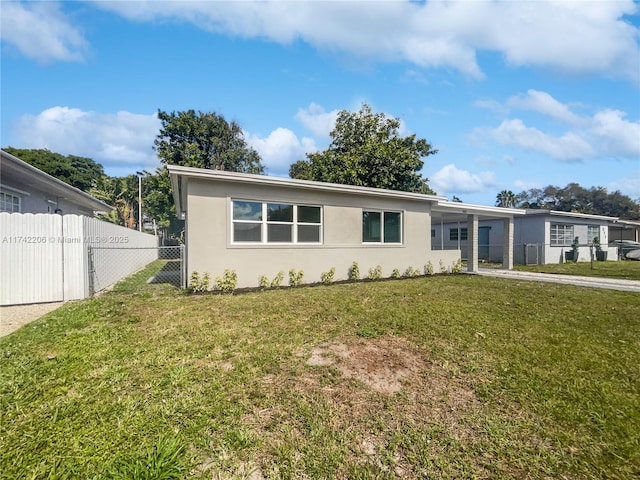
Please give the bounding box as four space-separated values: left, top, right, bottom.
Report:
363 210 402 244
550 224 573 246
232 200 321 244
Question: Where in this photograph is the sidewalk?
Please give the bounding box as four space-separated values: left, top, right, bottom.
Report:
476 268 640 293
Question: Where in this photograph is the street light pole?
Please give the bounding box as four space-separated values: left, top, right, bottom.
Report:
136 171 144 232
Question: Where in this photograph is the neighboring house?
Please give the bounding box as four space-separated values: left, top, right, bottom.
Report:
167 165 523 288
434 209 619 264
0 149 112 215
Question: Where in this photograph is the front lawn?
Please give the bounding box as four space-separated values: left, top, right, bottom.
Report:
1 266 638 479
515 259 640 280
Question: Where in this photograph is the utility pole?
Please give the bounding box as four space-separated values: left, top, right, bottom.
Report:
136 171 144 232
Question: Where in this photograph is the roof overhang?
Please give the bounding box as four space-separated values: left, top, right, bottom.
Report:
431 200 525 223
167 165 525 222
167 165 449 216
0 150 114 213
524 209 618 222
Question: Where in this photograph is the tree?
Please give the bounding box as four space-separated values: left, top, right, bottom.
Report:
154 109 264 174
289 103 437 194
4 147 105 191
515 184 639 219
495 190 517 208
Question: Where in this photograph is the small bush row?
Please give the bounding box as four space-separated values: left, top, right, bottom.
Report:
189 259 463 294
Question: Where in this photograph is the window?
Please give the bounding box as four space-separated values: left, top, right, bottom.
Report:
232 200 321 244
550 224 573 246
587 226 600 244
362 211 402 244
449 227 467 241
0 191 21 212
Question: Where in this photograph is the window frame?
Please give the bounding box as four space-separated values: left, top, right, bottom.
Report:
550 223 574 246
362 209 403 245
0 190 21 213
231 199 322 245
587 225 600 244
449 227 468 241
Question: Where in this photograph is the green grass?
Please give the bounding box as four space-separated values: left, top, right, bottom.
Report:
515 259 640 280
1 262 639 479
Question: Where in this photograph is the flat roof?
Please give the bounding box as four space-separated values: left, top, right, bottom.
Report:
524 209 618 222
167 165 523 220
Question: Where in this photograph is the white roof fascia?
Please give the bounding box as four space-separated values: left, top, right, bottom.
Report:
168 165 527 219
525 209 618 222
434 200 526 218
167 164 447 212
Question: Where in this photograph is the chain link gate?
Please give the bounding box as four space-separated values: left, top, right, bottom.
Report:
87 244 185 296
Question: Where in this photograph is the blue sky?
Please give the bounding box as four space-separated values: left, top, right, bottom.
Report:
1 0 639 206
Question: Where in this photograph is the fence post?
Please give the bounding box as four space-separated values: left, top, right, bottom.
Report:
180 244 186 289
87 245 95 297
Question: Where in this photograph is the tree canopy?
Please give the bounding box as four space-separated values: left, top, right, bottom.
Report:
289 104 437 194
495 190 517 208
515 183 639 219
154 109 264 174
4 147 105 192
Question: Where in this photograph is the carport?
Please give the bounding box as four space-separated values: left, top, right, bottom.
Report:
430 201 526 273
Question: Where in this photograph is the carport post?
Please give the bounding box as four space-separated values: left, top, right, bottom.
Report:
502 217 514 270
467 214 479 273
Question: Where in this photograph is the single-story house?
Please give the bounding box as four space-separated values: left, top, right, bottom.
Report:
0 149 112 216
167 165 524 288
433 209 619 265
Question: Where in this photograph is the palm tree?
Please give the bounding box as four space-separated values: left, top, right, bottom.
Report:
496 190 517 208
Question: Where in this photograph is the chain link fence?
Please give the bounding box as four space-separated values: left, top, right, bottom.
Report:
87 245 185 295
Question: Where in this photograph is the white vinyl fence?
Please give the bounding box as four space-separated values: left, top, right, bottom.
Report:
1 213 158 306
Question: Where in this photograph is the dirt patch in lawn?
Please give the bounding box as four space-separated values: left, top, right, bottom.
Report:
307 335 427 394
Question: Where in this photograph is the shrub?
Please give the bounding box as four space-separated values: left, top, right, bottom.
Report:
321 267 335 285
258 274 270 289
391 268 401 279
403 266 419 278
349 261 360 281
289 268 304 287
439 260 448 274
215 269 237 294
451 259 463 274
189 271 210 293
367 265 382 280
271 271 285 288
424 261 434 275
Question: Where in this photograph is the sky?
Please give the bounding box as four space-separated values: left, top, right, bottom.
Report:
1 0 639 206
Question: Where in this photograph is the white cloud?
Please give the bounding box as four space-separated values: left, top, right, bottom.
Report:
14 107 160 171
294 103 338 138
246 128 317 174
607 175 640 199
0 1 88 63
92 0 640 83
479 90 640 162
488 119 595 161
590 109 640 158
507 90 583 125
429 164 497 195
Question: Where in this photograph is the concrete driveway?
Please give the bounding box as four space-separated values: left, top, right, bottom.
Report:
477 268 640 293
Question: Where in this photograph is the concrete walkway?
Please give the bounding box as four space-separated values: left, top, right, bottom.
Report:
476 268 640 293
0 302 64 338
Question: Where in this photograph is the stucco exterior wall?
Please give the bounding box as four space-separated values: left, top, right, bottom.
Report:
185 178 460 288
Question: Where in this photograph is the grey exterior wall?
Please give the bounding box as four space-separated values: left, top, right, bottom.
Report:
185 178 460 288
1 181 96 216
434 214 616 264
